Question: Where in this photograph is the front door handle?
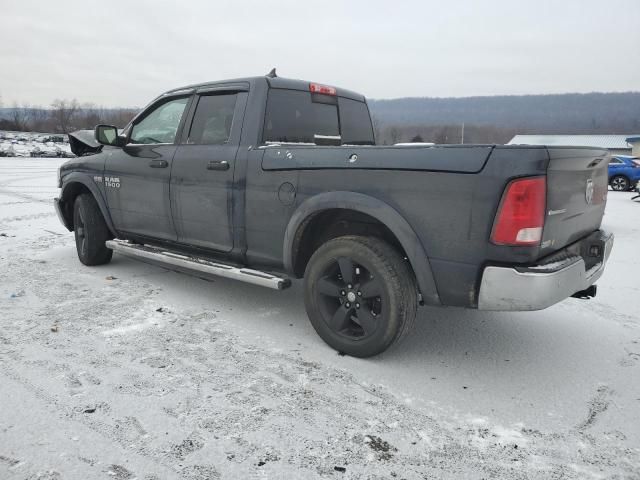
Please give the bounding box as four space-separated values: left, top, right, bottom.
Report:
149 160 168 168
207 160 230 171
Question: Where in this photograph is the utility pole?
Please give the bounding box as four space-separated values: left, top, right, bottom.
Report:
461 122 465 144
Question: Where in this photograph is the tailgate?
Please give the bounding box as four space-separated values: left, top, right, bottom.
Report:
541 147 609 256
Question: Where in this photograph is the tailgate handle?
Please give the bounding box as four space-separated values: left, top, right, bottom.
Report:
148 160 168 168
588 158 603 168
207 160 230 171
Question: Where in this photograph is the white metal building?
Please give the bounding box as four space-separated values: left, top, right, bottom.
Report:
626 136 640 156
508 135 639 156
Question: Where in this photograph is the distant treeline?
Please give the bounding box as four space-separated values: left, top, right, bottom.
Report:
369 91 640 144
2 91 639 144
0 101 138 134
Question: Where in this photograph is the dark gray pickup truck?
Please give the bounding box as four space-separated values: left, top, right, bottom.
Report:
55 73 614 357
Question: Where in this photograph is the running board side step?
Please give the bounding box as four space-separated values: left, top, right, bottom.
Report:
105 239 291 290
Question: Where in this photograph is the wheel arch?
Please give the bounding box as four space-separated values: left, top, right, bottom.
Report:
610 173 630 182
59 174 116 235
283 191 441 306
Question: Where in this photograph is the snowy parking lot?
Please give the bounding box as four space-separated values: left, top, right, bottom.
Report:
1 158 639 479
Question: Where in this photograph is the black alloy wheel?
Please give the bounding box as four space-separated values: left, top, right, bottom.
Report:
315 256 384 341
303 236 417 357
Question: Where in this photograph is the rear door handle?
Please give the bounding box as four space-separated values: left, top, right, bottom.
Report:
149 160 168 168
207 160 230 171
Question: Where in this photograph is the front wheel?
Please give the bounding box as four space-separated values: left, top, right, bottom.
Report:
73 194 113 266
303 236 417 358
610 175 630 192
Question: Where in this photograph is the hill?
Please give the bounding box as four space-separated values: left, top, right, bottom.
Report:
2 92 639 144
369 92 640 132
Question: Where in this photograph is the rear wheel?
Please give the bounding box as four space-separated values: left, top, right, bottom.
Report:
73 194 113 266
610 175 630 191
303 235 417 358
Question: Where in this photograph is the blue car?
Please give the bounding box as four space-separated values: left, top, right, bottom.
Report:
608 155 640 191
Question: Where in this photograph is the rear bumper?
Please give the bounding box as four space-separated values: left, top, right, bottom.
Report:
478 230 614 311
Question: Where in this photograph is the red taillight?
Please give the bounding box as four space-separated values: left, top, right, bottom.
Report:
491 177 546 246
309 83 337 96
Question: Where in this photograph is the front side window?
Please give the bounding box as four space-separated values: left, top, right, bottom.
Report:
130 97 189 144
187 93 238 145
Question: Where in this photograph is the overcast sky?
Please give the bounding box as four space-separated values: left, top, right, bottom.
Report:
1 0 639 107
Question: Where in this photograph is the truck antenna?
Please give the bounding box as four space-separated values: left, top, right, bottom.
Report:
266 68 277 78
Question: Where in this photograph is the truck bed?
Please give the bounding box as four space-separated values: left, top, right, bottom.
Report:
251 142 609 307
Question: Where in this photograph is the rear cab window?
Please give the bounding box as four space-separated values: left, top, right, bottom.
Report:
263 89 374 145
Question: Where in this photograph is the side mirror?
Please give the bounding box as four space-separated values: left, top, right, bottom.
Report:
95 125 123 146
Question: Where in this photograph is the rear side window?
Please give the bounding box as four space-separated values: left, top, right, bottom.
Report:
187 93 238 145
338 97 375 145
263 89 338 143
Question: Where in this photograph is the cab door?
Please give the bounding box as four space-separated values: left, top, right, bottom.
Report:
170 89 248 251
104 95 191 241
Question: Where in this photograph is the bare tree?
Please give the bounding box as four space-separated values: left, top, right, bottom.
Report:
50 99 80 133
107 108 138 128
370 113 383 145
388 126 401 145
30 106 49 132
80 103 101 128
10 102 32 131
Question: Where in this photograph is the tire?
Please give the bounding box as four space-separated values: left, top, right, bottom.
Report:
73 194 113 266
303 235 417 358
610 175 630 192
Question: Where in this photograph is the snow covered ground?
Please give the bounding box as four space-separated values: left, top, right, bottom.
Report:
0 157 639 479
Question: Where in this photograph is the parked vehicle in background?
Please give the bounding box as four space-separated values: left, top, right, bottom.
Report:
35 134 68 144
0 145 16 157
608 155 640 191
0 131 75 158
30 145 61 158
55 73 614 357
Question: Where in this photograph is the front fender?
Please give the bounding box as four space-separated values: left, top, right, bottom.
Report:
283 191 441 306
59 172 117 236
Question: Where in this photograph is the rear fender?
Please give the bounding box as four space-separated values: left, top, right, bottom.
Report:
283 191 441 306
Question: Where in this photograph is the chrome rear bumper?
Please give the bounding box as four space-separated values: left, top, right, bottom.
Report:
478 231 613 311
